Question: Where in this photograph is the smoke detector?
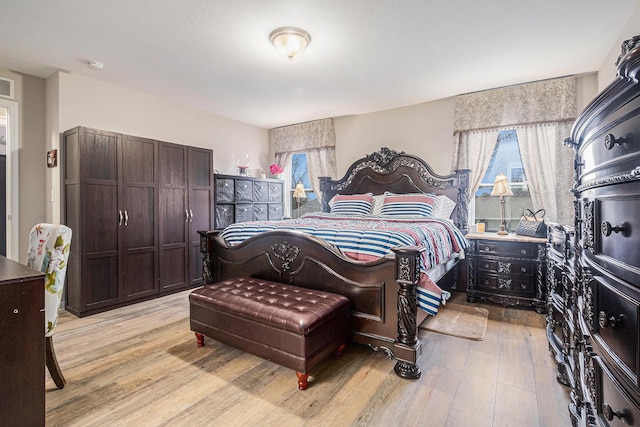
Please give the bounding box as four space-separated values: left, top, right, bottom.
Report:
87 60 104 71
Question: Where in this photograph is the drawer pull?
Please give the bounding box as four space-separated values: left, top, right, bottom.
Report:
601 221 626 237
598 311 626 329
484 263 490 269
520 249 527 255
520 267 527 273
602 403 626 422
604 133 625 150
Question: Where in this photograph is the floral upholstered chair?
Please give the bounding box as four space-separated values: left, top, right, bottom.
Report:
26 223 72 389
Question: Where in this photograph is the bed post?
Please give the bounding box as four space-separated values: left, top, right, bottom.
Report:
392 246 425 379
455 168 471 234
198 230 220 285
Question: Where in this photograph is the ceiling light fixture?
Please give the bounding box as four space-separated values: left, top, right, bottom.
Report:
269 27 311 61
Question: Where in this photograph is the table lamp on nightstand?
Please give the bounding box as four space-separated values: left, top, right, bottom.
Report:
293 182 307 218
491 173 513 235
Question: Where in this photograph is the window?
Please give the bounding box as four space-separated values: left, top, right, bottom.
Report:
474 130 533 232
291 153 320 217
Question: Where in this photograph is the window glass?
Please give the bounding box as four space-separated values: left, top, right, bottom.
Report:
474 130 533 232
291 153 320 217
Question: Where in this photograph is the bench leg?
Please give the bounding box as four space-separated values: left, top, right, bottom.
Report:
195 332 205 347
296 371 309 390
335 343 346 359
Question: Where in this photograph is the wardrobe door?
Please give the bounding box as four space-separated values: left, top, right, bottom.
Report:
78 128 121 311
159 142 189 293
120 134 159 300
188 147 213 287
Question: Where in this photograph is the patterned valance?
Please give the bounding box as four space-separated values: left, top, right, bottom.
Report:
454 76 577 133
271 118 336 154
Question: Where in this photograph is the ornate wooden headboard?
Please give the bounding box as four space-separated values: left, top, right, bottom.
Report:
319 147 470 233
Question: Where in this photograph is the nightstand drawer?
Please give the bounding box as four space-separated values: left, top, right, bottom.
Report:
477 273 534 296
477 258 535 276
477 241 536 258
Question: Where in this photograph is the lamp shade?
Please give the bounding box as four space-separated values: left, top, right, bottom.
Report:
269 27 311 60
293 182 307 199
490 173 513 197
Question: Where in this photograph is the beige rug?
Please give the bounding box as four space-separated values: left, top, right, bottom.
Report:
419 303 489 340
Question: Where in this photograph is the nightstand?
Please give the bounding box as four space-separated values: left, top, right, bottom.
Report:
466 232 547 313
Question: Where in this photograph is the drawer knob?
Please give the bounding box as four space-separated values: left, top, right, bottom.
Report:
520 249 527 255
602 403 625 421
604 133 625 150
484 263 490 269
601 221 626 237
520 267 527 273
598 311 626 329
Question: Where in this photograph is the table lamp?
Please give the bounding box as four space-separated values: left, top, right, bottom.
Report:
490 173 513 235
292 182 307 218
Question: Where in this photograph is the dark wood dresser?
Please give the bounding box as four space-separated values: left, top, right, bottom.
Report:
0 256 45 426
214 174 284 229
465 232 547 312
563 35 640 426
545 223 576 388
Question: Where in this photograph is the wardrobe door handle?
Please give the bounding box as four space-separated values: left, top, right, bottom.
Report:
124 210 129 226
118 210 123 225
189 209 194 222
185 209 189 223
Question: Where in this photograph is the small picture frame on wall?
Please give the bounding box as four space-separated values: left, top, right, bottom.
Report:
47 149 57 168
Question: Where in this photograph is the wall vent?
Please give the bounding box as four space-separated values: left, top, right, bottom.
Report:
0 77 14 99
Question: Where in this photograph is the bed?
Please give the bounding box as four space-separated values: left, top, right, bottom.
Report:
199 147 470 379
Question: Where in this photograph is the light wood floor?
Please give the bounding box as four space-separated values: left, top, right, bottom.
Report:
46 291 571 427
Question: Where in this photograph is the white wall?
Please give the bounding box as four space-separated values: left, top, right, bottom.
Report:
49 71 269 223
333 74 598 177
598 2 640 90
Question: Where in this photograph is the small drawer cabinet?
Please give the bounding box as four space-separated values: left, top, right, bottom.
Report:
466 232 547 313
214 174 284 229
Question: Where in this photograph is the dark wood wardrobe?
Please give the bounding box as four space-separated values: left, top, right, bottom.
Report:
63 127 213 317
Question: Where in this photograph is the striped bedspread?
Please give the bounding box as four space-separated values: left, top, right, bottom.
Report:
220 213 469 315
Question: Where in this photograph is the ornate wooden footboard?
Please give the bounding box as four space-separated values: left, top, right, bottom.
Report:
199 229 427 379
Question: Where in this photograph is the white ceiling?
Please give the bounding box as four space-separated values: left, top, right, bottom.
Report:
0 0 637 129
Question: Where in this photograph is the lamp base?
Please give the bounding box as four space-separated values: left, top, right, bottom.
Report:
496 230 509 235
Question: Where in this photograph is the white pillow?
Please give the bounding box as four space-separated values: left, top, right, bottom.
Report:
371 194 385 215
432 195 457 219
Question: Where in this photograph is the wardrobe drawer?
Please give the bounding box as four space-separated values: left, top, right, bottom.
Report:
593 274 640 387
215 178 235 202
215 204 234 229
253 181 269 202
595 357 640 426
476 241 537 258
477 258 535 276
253 204 268 221
476 273 534 296
236 204 253 222
269 182 284 203
235 180 253 202
269 204 283 220
596 196 640 275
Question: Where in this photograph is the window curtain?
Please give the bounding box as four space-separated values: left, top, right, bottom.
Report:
270 118 337 209
451 76 577 225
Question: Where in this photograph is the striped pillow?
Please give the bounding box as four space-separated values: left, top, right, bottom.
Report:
330 194 374 215
381 193 435 217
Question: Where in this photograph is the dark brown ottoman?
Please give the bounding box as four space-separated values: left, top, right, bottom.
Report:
189 277 351 390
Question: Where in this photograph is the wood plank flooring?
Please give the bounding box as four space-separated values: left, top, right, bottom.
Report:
46 291 571 427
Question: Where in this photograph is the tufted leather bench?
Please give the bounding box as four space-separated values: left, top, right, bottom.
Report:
189 277 351 390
